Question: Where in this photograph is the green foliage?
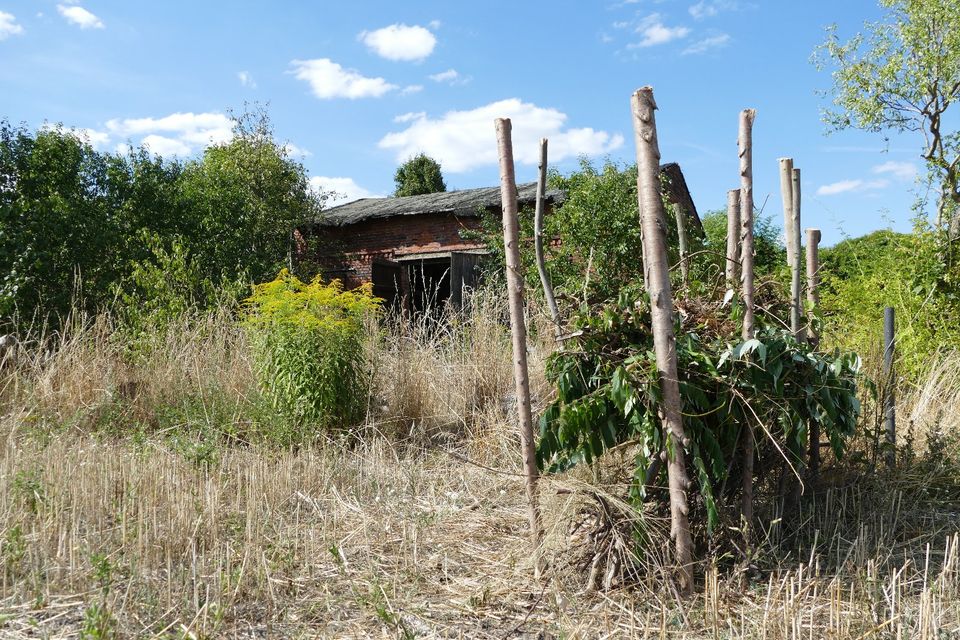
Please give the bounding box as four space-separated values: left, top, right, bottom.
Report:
115 231 221 336
243 270 380 429
467 159 705 305
0 108 326 328
393 153 446 197
819 226 960 381
814 0 960 229
537 293 861 534
701 208 787 278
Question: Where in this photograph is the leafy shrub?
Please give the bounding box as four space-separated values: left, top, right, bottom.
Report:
466 159 708 306
819 226 960 381
537 292 861 535
243 270 380 429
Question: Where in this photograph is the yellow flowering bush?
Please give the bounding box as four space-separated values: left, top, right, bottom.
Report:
244 270 380 429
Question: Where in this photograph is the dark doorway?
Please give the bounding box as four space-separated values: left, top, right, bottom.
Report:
407 259 450 314
371 260 403 310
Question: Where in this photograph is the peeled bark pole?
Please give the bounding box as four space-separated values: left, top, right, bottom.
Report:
779 158 802 338
739 110 757 341
533 138 561 336
790 168 803 340
806 228 822 478
631 87 694 594
495 118 543 557
673 203 690 287
805 228 821 347
779 159 795 266
725 189 741 291
738 109 757 544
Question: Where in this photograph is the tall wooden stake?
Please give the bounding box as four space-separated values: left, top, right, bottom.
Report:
806 228 822 477
779 158 802 338
778 158 795 266
495 118 543 559
631 87 694 595
533 138 561 336
673 203 690 287
883 307 896 469
726 189 741 291
790 168 803 340
738 109 757 544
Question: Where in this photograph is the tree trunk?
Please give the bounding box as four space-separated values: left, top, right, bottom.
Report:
533 138 561 336
790 168 803 340
806 228 822 479
630 87 694 595
738 109 757 545
673 203 690 287
725 189 741 291
495 118 543 561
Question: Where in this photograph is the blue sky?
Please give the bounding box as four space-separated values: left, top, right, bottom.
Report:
0 1 931 242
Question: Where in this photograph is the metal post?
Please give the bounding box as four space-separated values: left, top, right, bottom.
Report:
883 306 896 468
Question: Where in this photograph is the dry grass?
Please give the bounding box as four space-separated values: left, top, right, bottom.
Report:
0 297 958 638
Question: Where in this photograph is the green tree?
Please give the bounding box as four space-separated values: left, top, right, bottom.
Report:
0 108 327 327
0 121 120 320
814 0 960 234
393 153 446 197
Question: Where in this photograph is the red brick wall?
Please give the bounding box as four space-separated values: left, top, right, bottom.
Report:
297 213 486 288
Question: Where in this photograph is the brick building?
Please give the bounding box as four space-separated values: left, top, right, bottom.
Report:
297 163 698 310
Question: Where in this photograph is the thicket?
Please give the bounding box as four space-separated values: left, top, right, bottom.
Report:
468 159 786 305
819 224 960 382
0 109 325 328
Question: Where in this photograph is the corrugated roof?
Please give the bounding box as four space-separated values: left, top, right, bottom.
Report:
314 182 565 227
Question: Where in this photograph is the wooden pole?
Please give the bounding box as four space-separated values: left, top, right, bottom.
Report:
790 168 803 340
778 158 795 267
631 87 694 595
673 203 690 287
533 138 561 336
725 189 741 291
738 108 757 544
495 118 543 559
806 228 822 477
883 306 896 468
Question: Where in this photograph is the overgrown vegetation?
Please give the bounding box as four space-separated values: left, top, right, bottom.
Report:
537 290 860 547
819 224 960 382
243 270 380 430
0 108 325 327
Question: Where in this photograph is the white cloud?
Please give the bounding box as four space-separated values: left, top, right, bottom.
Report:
43 125 110 149
290 58 397 99
141 134 192 157
682 33 730 54
873 160 917 181
283 143 312 158
360 24 436 62
106 112 234 156
428 19 442 30
237 71 256 89
0 11 24 39
379 98 624 173
401 84 424 95
816 179 889 196
429 68 469 85
394 111 426 123
630 14 690 48
310 176 381 204
57 4 104 29
689 1 740 19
